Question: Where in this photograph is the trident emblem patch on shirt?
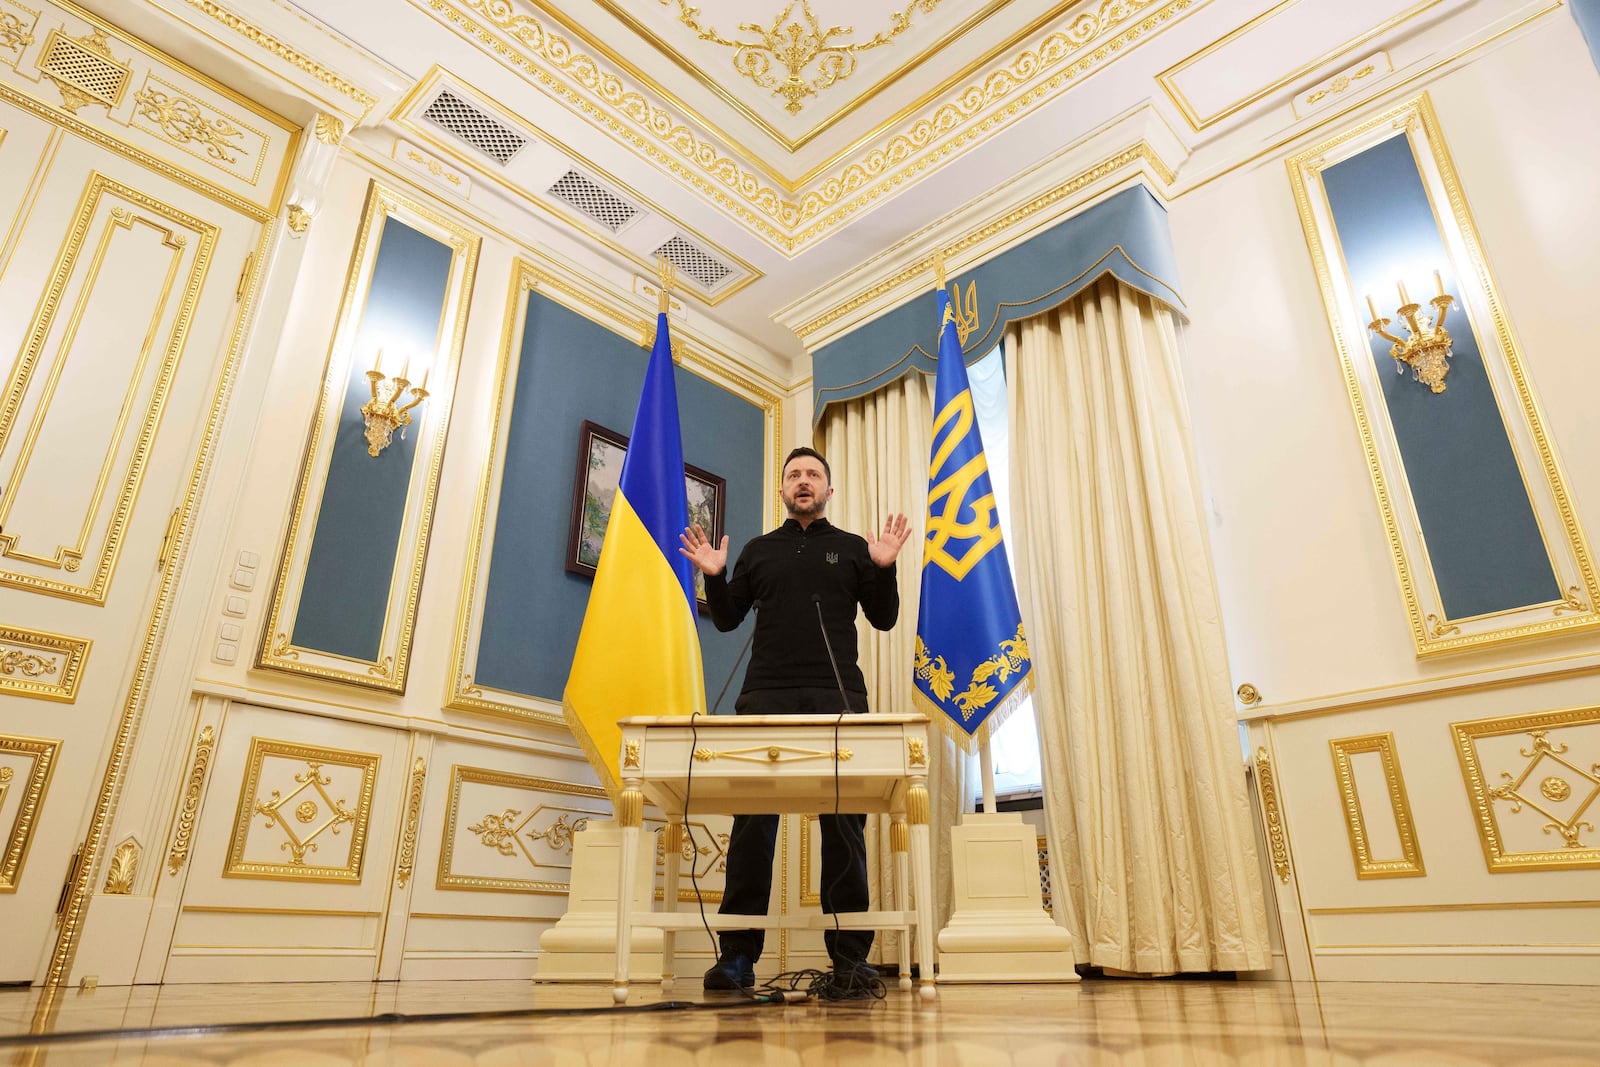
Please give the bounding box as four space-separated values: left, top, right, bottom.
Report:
825 552 838 564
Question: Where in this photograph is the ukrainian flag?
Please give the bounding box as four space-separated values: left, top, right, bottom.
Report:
914 287 1032 750
564 312 705 797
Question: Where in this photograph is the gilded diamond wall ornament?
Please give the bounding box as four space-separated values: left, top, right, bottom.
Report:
1453 709 1600 872
225 739 379 881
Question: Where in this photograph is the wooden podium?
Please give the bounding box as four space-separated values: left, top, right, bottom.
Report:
611 713 938 1002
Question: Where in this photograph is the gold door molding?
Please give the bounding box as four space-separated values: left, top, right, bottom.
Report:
1452 706 1600 872
1 733 61 891
224 737 381 882
1329 732 1425 879
436 765 607 893
0 624 88 701
0 171 218 603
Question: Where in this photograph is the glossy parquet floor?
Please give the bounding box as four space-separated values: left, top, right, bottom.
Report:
1 977 1597 1065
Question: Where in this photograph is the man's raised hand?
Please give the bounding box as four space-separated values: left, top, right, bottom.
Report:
678 523 728 576
868 513 912 568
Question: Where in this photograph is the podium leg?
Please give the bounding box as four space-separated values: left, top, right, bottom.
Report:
660 819 684 993
613 786 644 1004
908 783 938 1002
891 816 912 992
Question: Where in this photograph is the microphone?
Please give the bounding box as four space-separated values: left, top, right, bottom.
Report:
811 593 855 715
709 599 760 715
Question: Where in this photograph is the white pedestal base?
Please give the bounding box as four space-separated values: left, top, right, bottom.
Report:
936 812 1080 983
534 822 664 982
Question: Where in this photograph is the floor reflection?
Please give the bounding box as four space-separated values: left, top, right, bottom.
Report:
1 978 1595 1065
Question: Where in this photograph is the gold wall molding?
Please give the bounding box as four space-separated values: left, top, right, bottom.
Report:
130 73 270 185
1287 93 1600 656
284 203 309 234
102 837 138 894
224 738 380 882
436 765 606 893
0 173 217 604
258 180 480 692
1453 706 1600 872
444 260 782 721
176 0 377 115
1254 747 1290 884
652 815 727 897
167 724 214 873
1329 732 1425 879
1 733 60 891
0 625 88 701
395 756 425 889
1 3 38 61
419 0 1194 252
1157 0 1439 131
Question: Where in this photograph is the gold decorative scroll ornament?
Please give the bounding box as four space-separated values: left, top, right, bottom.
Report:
662 0 940 115
167 726 214 873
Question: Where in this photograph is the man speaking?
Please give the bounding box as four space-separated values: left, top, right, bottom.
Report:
679 446 910 995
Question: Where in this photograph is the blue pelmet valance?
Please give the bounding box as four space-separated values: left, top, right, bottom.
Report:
812 184 1186 425
1575 0 1600 71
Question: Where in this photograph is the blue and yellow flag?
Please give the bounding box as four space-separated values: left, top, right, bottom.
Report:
914 287 1032 751
564 312 705 797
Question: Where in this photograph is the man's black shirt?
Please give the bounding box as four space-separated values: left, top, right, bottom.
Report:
703 517 898 698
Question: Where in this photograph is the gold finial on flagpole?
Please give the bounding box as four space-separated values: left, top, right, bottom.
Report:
655 254 674 314
932 248 948 291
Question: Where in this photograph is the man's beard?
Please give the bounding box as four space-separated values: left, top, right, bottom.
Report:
783 490 826 519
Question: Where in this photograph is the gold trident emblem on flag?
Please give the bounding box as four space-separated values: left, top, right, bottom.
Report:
924 390 1002 581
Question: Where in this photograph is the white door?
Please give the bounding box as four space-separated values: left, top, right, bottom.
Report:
0 97 261 981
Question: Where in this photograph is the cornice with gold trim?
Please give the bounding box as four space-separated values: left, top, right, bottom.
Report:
417 0 1196 252
176 0 378 116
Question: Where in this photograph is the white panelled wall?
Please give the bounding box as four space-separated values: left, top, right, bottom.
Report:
1169 12 1600 983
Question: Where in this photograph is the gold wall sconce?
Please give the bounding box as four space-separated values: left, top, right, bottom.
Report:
359 349 429 457
1365 271 1456 394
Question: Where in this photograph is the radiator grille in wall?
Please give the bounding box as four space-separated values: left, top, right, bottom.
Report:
654 235 734 290
421 89 526 165
547 170 640 233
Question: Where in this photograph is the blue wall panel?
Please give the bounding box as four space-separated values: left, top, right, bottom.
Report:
1322 134 1558 619
475 291 765 703
292 219 453 659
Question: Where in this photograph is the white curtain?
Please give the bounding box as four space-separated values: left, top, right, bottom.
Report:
819 373 971 944
1007 276 1271 973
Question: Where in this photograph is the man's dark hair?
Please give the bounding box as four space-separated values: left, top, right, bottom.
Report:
783 446 831 483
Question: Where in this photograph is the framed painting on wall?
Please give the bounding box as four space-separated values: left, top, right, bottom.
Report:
565 419 725 610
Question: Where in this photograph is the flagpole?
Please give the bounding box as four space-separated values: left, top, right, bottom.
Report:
932 249 1002 817
978 743 996 814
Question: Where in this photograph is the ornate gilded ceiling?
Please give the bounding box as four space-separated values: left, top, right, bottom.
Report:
177 0 1522 360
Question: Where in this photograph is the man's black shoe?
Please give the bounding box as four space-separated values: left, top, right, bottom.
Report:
823 959 881 1000
703 954 755 990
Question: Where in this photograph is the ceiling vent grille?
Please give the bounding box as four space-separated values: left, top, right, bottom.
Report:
547 170 640 233
421 89 526 165
654 235 734 290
